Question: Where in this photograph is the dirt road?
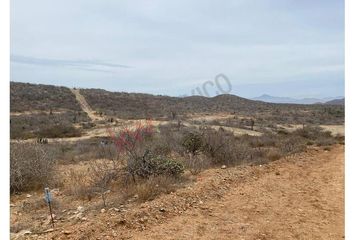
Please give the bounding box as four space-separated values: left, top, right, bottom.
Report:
36 145 344 240
14 145 344 239
130 146 344 240
70 88 104 122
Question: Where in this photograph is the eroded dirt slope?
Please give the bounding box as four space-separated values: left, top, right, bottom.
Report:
32 145 344 240
132 146 344 240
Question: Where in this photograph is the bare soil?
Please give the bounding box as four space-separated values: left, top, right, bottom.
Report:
131 145 344 240
12 145 343 239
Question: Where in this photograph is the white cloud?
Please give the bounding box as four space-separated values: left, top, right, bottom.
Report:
10 0 344 98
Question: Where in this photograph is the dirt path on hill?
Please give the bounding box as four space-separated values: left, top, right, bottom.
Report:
70 88 104 122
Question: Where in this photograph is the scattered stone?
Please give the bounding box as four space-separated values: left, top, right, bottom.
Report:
77 206 85 213
117 219 127 225
69 212 83 220
17 230 32 236
139 216 148 223
10 203 15 207
26 194 32 198
63 230 72 235
133 194 139 198
221 165 227 169
45 214 56 225
101 209 106 213
109 207 120 212
275 171 280 176
43 228 54 233
159 208 166 212
50 188 60 196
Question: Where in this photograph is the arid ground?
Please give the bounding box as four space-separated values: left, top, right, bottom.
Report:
10 83 345 239
11 144 344 240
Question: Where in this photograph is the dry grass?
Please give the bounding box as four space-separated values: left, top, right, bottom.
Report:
10 143 56 192
65 169 95 201
121 175 184 202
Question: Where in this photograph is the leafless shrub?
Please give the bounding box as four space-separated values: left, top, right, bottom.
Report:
185 154 210 175
199 128 252 166
202 128 231 159
157 123 190 155
266 149 282 161
247 145 267 164
65 141 122 204
278 136 306 155
65 169 95 201
10 143 56 192
335 134 345 145
88 158 121 207
122 175 182 202
248 134 276 148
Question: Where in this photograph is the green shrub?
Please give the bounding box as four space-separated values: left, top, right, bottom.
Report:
182 132 204 155
128 151 184 179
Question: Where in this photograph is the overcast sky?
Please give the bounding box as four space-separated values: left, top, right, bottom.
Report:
11 0 344 98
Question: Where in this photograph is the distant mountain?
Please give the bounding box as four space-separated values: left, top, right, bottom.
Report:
252 94 343 105
325 98 345 105
10 82 345 140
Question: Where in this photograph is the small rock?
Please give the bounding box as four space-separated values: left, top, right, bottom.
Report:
133 194 139 198
43 228 54 233
69 212 83 220
77 206 85 213
221 165 227 169
51 188 61 196
17 230 32 236
10 203 15 207
117 219 126 225
26 194 32 198
275 171 280 176
114 207 120 212
159 208 166 212
63 230 72 235
139 216 148 223
45 214 56 225
100 208 106 213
